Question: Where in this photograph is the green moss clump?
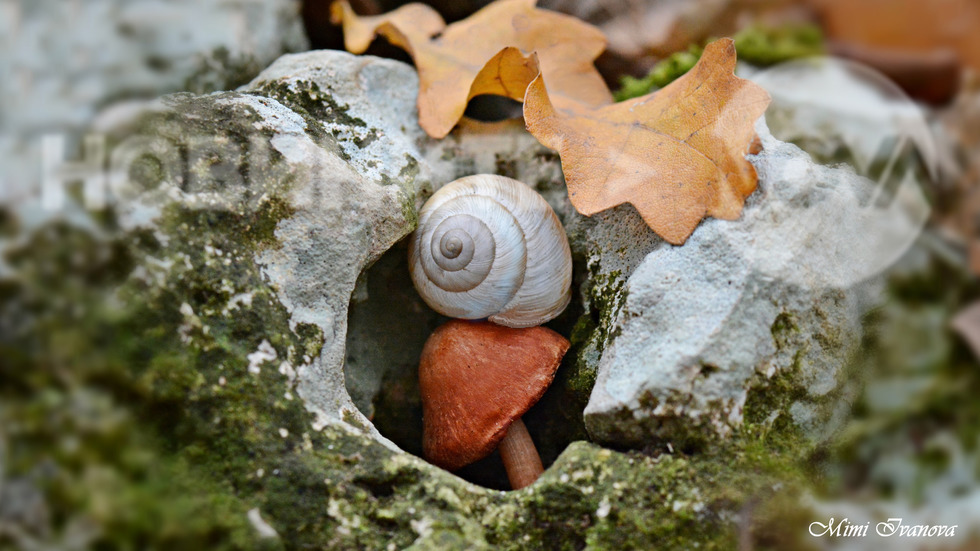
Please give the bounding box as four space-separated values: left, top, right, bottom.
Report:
0 213 293 550
744 351 808 430
0 207 18 237
770 312 800 351
253 80 367 129
614 24 824 101
817 257 980 506
485 426 818 551
566 315 599 395
562 265 626 406
615 45 704 102
734 24 824 67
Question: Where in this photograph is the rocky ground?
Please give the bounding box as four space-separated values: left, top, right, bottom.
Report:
2 2 979 550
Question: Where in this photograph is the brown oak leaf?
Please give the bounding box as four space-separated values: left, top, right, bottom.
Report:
524 38 771 245
331 0 611 138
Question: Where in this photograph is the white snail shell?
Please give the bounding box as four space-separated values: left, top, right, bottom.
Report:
408 174 572 328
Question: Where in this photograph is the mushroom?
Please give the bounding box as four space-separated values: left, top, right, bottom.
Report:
419 319 569 489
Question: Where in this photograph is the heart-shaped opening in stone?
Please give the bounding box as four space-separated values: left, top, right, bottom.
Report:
343 237 589 490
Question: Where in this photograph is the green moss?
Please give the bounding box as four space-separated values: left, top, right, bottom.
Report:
615 45 703 101
566 316 599 396
0 74 863 550
0 213 294 549
744 352 809 428
614 24 824 101
486 433 816 550
734 24 824 67
0 206 19 237
254 80 367 129
398 154 420 183
770 311 800 350
400 191 421 232
815 255 980 506
585 267 627 354
249 79 387 162
560 264 626 408
2 93 326 548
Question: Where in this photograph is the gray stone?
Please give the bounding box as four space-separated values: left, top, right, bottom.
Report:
241 96 410 444
0 51 805 548
234 52 460 445
1 0 307 206
244 51 450 191
66 51 446 449
237 52 452 436
232 51 888 455
2 45 927 549
412 115 882 450
581 121 886 446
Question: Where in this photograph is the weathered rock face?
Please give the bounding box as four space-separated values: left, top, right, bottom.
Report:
244 51 448 191
417 117 880 450
580 124 880 446
239 52 446 443
0 49 880 550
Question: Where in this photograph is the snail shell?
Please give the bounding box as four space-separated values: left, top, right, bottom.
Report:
408 174 572 328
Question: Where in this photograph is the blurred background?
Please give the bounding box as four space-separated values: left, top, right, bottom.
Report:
2 0 979 549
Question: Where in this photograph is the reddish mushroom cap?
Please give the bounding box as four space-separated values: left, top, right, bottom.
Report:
419 319 570 471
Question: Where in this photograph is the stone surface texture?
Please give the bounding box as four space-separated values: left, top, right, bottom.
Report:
240 52 445 444
1 0 307 205
5 47 952 551
581 123 880 446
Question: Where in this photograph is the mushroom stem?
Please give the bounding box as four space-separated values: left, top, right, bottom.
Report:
498 418 543 489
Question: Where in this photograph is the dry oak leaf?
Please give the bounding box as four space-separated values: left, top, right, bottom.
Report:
331 0 612 138
524 38 771 245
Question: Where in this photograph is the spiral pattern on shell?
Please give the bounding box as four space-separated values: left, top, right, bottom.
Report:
409 175 572 328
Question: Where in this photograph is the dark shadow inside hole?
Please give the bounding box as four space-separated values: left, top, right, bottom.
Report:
301 0 347 52
301 0 412 63
344 235 589 490
343 239 441 459
521 251 590 466
302 0 495 51
463 95 524 123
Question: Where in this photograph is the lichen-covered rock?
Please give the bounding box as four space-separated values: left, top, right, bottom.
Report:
0 50 824 550
424 117 879 452
236 52 453 441
581 122 880 447
243 51 451 192
16 46 944 549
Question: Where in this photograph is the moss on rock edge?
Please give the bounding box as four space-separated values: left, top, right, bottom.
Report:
0 73 843 550
0 190 823 551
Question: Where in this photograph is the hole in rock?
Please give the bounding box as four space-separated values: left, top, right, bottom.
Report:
302 0 412 63
302 0 492 53
463 95 524 123
343 237 590 490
